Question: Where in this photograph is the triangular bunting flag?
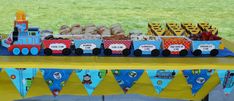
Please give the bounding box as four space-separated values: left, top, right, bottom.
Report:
0 69 22 100
147 70 179 94
183 69 213 95
76 69 107 95
60 71 88 95
5 68 38 97
112 69 144 93
27 71 52 97
92 70 124 95
217 70 234 96
40 69 72 96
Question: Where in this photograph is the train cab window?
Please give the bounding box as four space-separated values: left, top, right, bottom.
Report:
28 27 39 36
29 32 36 36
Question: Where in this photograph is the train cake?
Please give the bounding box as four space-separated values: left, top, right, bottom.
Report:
1 11 223 57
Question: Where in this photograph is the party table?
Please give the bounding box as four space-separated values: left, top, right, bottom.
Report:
0 39 234 101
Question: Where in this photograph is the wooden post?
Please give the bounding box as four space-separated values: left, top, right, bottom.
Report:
202 94 209 101
102 95 105 101
190 94 209 101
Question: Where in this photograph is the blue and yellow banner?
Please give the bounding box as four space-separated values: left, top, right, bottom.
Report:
0 68 232 101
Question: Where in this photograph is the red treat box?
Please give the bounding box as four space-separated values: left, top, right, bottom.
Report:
103 40 132 55
161 36 191 56
43 39 72 55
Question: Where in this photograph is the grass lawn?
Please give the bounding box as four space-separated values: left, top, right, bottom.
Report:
0 0 233 42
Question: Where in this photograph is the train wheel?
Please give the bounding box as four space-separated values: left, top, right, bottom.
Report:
75 48 83 55
134 49 142 57
162 49 171 57
22 48 29 55
192 49 202 56
104 48 112 56
30 47 39 56
151 49 160 57
179 49 188 57
13 47 21 55
92 48 101 55
210 49 219 56
44 48 52 56
122 49 131 56
62 48 72 56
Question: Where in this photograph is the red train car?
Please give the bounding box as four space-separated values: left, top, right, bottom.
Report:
161 36 191 56
103 40 132 56
42 39 72 55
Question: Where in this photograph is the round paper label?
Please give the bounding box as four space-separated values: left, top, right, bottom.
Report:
49 43 66 50
80 43 96 50
168 44 185 51
198 44 215 51
109 44 126 51
139 44 156 51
